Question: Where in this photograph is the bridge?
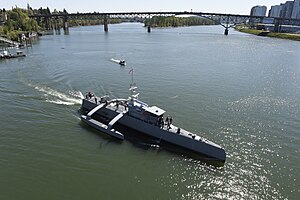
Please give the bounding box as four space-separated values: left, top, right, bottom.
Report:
29 11 300 35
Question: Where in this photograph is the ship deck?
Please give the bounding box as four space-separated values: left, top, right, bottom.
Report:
97 99 218 147
84 97 225 160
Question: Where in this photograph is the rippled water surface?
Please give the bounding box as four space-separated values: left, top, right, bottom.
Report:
0 23 299 199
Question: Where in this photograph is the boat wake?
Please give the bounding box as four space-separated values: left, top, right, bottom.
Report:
28 83 84 105
169 95 179 99
229 95 298 112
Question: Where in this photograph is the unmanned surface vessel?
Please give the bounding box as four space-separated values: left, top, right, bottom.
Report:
81 70 226 162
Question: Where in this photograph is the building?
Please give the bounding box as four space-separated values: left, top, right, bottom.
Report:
292 0 300 18
268 0 300 19
250 5 267 16
0 10 8 24
263 0 300 33
269 5 282 17
280 1 294 18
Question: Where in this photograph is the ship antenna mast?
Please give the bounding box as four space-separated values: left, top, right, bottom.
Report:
129 67 135 87
128 68 139 99
131 68 134 85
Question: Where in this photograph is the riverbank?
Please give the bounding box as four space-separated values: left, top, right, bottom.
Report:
235 26 300 41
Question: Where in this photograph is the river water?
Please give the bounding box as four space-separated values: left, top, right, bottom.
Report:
0 23 299 199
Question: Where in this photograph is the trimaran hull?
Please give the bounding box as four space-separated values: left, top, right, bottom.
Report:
81 99 226 162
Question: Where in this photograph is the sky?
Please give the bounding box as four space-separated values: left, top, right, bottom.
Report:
1 0 289 15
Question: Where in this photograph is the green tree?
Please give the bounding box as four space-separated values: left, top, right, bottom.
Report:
145 16 216 28
0 8 40 41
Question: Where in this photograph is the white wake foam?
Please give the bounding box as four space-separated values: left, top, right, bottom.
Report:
28 82 83 106
45 100 76 106
170 95 179 99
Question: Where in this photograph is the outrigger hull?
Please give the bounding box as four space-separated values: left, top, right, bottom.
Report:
81 115 124 140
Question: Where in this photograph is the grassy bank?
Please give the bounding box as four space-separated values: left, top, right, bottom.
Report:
235 26 300 41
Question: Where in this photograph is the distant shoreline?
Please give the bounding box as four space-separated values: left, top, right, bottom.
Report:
235 26 300 41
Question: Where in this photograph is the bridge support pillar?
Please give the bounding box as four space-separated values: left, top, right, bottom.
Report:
274 19 282 33
104 15 109 32
224 28 229 35
224 17 229 35
37 16 41 26
63 15 69 34
45 16 51 30
147 14 152 33
54 17 60 34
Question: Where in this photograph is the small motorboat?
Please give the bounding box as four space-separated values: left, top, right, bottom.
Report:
0 50 26 59
111 58 126 66
13 51 26 58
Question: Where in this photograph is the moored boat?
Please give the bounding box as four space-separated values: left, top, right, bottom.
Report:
0 50 26 59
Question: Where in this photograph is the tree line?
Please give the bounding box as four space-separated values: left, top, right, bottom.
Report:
0 6 123 41
144 16 217 27
0 8 39 41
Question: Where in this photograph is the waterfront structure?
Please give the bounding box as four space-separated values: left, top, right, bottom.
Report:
268 0 300 19
281 1 294 18
292 0 300 18
269 5 282 17
250 5 267 16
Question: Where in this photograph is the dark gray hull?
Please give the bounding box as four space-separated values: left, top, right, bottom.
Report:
81 99 226 162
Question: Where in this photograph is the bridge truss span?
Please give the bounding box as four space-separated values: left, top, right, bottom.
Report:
29 11 300 35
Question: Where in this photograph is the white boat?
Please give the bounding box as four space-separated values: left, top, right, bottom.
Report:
0 50 26 59
0 50 10 59
111 58 126 66
13 51 26 58
81 71 226 162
